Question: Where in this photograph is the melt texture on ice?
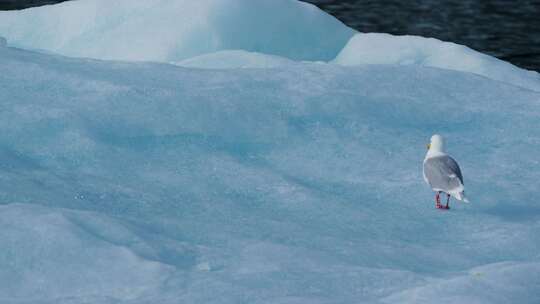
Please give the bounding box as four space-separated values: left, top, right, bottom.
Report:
0 204 175 302
174 50 295 69
334 33 540 92
0 0 354 62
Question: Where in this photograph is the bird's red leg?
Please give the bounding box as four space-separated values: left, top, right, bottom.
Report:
445 194 450 210
436 192 442 209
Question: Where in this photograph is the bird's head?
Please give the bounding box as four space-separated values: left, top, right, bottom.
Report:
427 134 444 152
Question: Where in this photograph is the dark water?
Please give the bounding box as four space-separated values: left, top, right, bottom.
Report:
0 0 67 10
306 0 540 71
1 0 539 71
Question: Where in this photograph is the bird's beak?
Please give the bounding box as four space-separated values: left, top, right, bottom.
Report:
427 143 431 150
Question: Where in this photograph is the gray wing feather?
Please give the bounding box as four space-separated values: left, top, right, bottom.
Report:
443 156 463 184
423 155 464 192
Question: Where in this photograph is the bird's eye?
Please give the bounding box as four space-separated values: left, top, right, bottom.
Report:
427 144 431 150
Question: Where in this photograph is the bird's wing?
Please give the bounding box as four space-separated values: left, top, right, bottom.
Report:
422 160 429 184
423 155 464 191
443 155 463 185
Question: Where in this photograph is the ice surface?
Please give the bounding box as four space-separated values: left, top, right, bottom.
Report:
1 43 540 303
0 204 175 302
334 33 540 92
382 262 540 304
174 50 295 69
1 0 540 302
0 0 354 62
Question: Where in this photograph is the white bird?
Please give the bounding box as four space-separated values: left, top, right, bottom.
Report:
423 134 469 209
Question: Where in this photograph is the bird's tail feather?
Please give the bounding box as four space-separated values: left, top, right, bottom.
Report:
456 191 469 203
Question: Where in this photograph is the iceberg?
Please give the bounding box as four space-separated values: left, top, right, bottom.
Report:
1 0 540 303
0 0 354 62
2 42 540 303
334 33 540 92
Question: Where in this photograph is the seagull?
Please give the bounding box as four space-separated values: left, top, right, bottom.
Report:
423 134 469 209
